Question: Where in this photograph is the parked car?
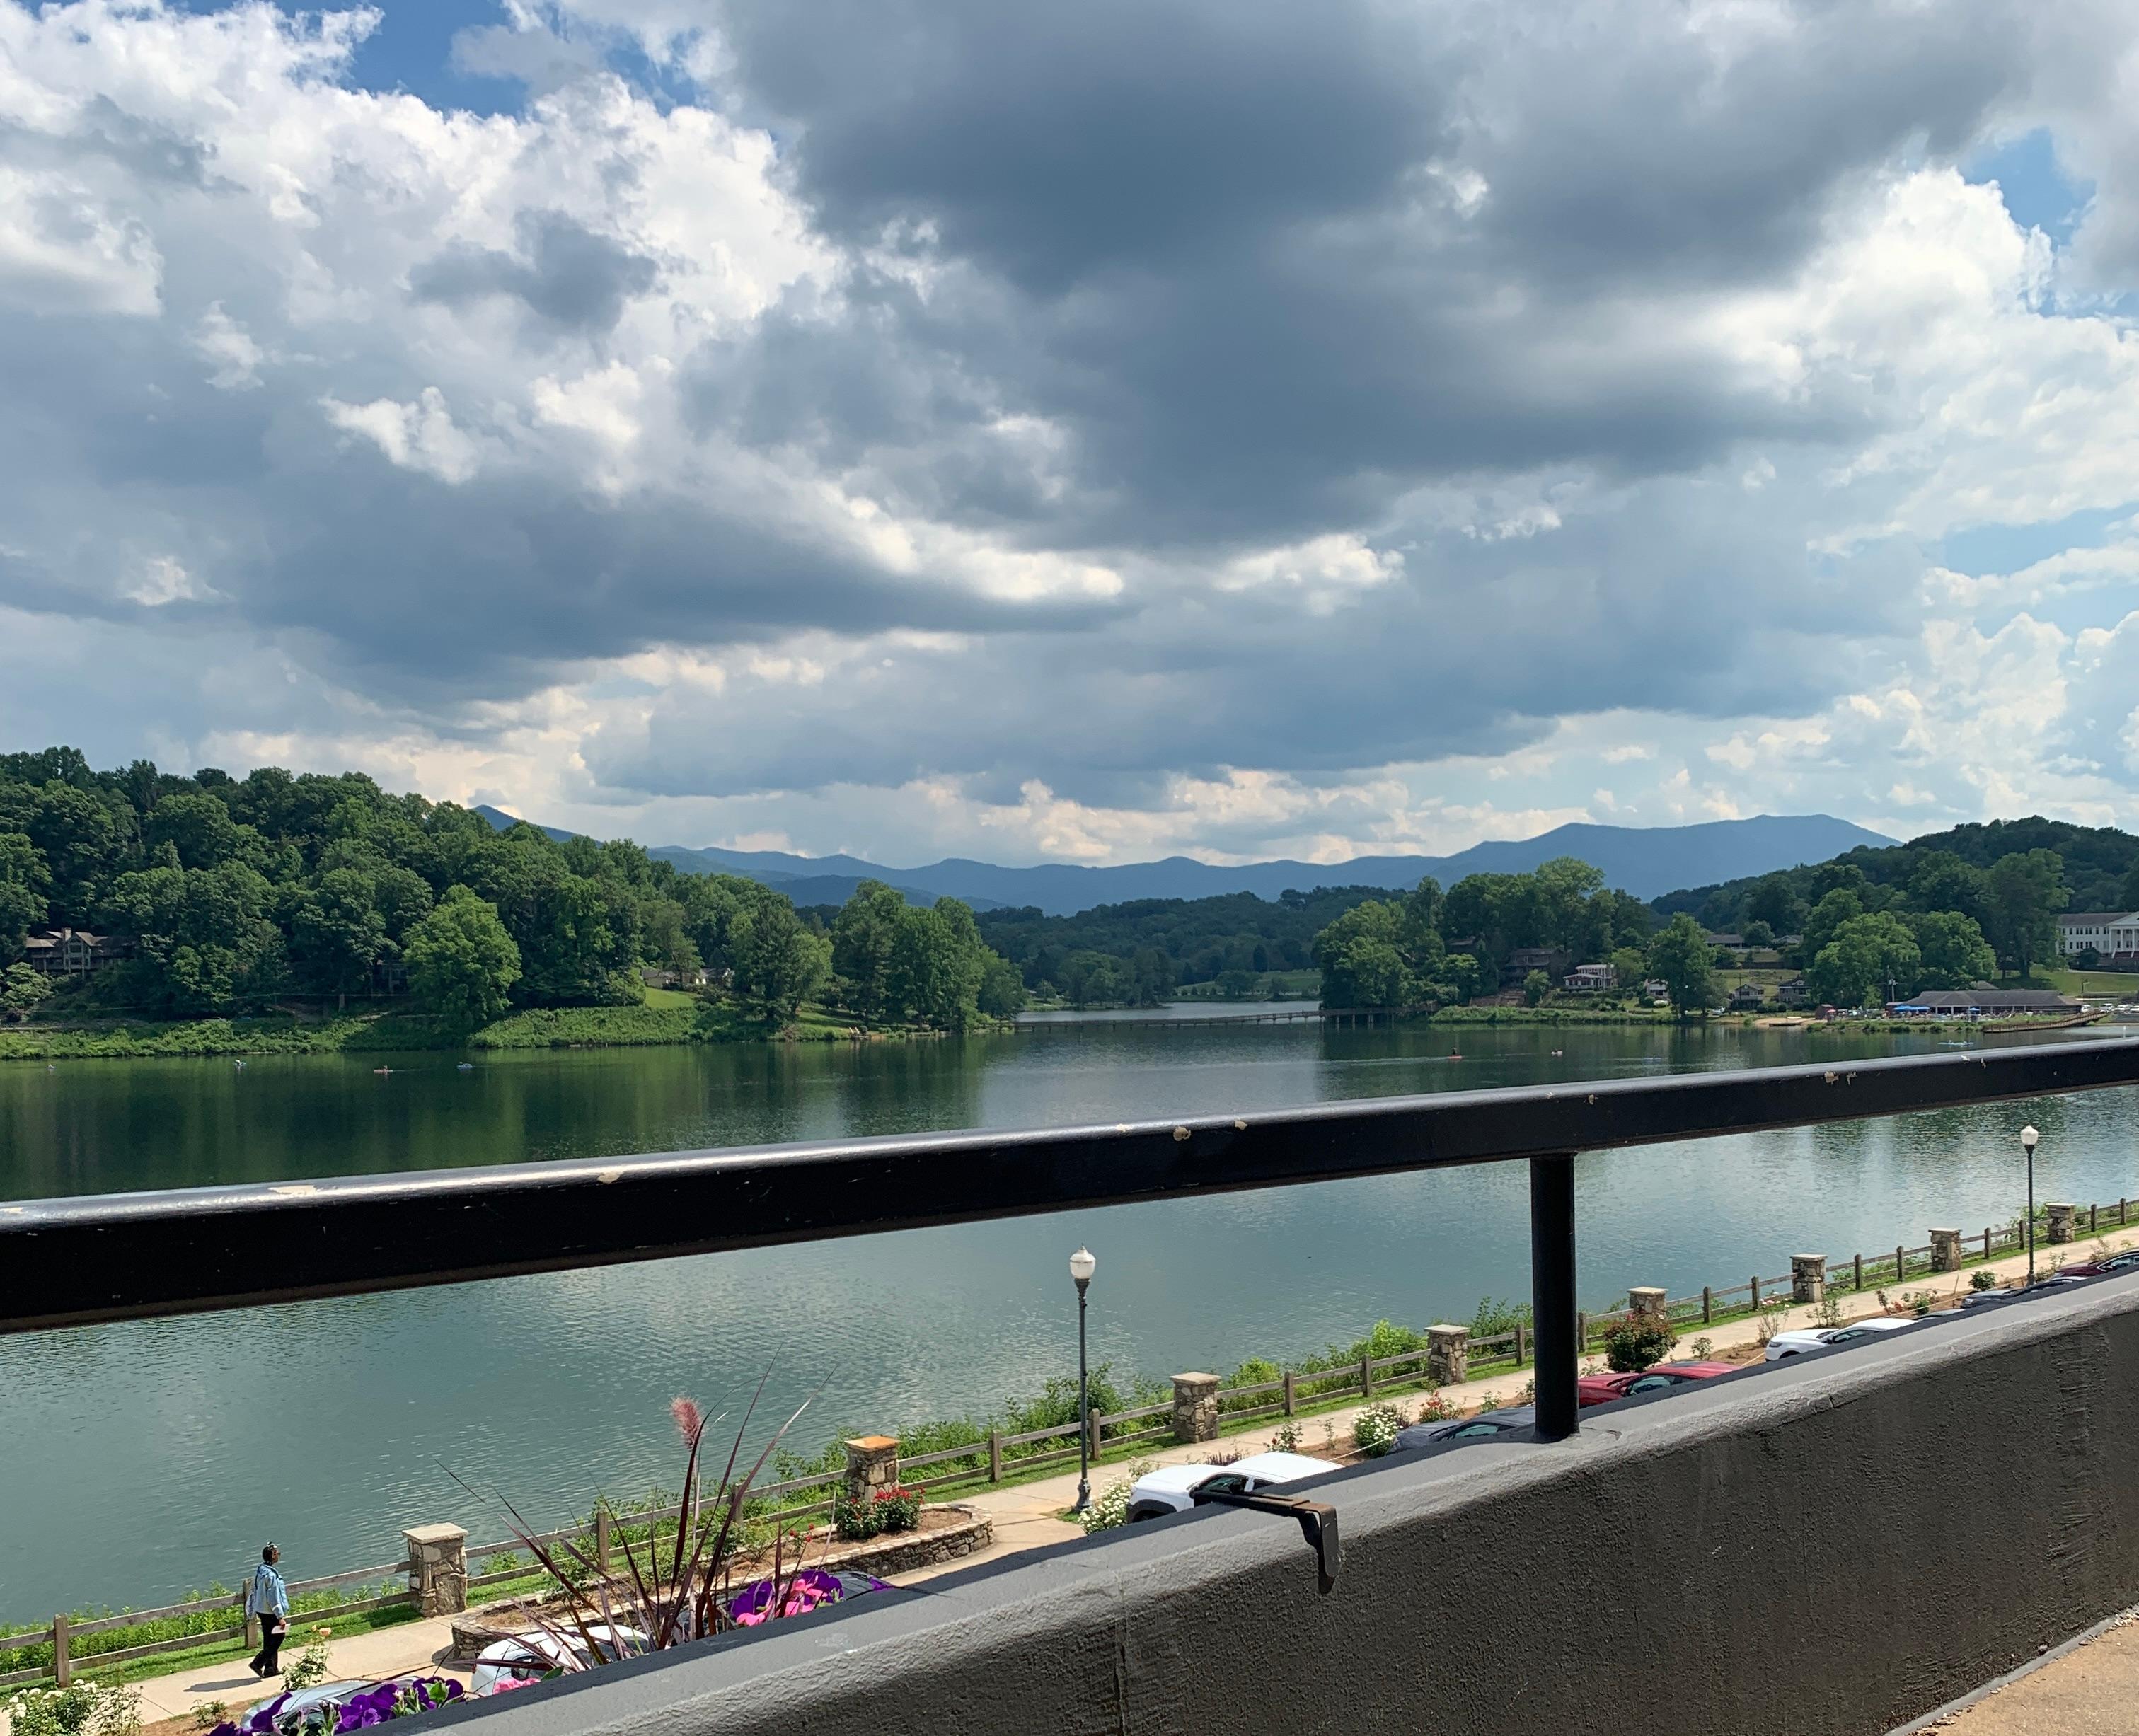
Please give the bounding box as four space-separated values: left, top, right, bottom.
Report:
1576 1360 1738 1406
1125 1451 1342 1522
471 1626 644 1696
1763 1317 1918 1360
1395 1404 1535 1452
2055 1248 2139 1278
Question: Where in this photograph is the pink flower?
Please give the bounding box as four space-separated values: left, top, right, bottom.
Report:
671 1397 704 1446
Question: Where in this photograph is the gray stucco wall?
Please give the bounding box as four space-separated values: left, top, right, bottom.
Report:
446 1273 2139 1735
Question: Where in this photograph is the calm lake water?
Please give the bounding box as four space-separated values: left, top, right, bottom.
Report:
4 1014 2137 1618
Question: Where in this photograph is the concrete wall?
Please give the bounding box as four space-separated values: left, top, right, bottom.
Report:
447 1273 2139 1736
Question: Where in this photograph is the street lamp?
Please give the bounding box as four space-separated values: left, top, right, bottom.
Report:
2021 1124 2040 1285
1068 1246 1097 1512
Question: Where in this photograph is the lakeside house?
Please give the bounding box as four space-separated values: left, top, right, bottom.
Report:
1886 987 2077 1019
1728 980 1768 1009
2058 912 2139 962
1776 977 1810 1007
1562 964 1615 993
1506 946 1572 979
23 927 129 977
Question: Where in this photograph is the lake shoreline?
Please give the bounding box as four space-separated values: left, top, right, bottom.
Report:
0 1000 1005 1061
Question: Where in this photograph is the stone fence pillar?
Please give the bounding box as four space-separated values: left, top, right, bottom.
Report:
1627 1287 1668 1322
1791 1255 1827 1304
403 1524 468 1617
844 1436 901 1503
1426 1324 1469 1387
1930 1229 1962 1273
1171 1373 1220 1444
2047 1203 2077 1244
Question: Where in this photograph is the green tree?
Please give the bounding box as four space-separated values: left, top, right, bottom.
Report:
1806 912 1921 1008
1645 914 1716 1017
1313 900 1416 1007
889 901 984 1028
0 831 50 962
1741 919 1775 949
100 860 286 1014
1983 850 2068 980
979 954 1027 1018
1523 968 1550 1006
1907 851 1986 925
142 790 245 870
405 885 522 1032
1801 888 1864 963
1908 910 1997 990
1745 872 1805 937
1129 946 1175 1005
1 961 53 1020
831 881 908 1021
284 867 387 997
728 889 831 1022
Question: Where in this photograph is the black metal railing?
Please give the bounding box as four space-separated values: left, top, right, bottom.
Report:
5 1040 2138 1442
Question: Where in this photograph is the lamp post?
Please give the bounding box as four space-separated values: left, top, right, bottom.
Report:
2021 1125 2040 1285
1068 1246 1097 1512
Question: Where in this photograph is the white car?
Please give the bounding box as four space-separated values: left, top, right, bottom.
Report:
1125 1451 1342 1523
1763 1317 1919 1361
470 1625 643 1696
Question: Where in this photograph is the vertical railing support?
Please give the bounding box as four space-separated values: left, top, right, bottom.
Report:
595 1508 611 1578
988 1430 1003 1482
1530 1152 1578 1441
1282 1372 1296 1416
52 1612 70 1687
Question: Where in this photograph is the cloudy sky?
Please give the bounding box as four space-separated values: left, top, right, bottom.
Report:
3 0 2138 867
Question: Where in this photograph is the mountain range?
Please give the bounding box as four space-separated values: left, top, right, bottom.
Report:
474 808 1894 916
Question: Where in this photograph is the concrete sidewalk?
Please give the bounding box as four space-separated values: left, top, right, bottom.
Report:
65 1222 2137 1730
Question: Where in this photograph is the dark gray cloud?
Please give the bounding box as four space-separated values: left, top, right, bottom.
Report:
410 211 659 332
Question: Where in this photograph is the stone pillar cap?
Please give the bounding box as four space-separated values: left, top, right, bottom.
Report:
403 1524 466 1545
846 1435 900 1451
1427 1322 1469 1336
1790 1254 1826 1263
1929 1227 1960 1234
2046 1202 2075 1210
1172 1370 1220 1385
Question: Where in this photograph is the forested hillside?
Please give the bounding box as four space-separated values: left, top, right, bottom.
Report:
1655 818 2139 928
0 747 1016 1031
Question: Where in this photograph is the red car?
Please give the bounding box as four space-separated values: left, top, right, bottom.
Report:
1576 1360 1738 1408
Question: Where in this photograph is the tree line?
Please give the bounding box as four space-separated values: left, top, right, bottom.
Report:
967 884 1383 1007
0 747 1020 1034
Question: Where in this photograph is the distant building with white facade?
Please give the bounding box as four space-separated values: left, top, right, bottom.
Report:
2059 913 2139 960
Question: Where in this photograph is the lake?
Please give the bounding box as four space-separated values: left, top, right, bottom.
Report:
4 1014 2136 1618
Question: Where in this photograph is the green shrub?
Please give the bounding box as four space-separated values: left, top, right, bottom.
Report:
4 1682 140 1736
1969 1269 1997 1292
1602 1316 1676 1373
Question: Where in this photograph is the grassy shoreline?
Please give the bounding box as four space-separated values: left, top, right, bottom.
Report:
0 993 1001 1063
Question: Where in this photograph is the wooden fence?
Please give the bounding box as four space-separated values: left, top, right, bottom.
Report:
6 1196 2129 1691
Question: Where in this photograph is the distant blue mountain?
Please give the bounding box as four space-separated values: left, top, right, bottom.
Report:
477 806 1892 916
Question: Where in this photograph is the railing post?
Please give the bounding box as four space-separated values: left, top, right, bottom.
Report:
1359 1355 1373 1399
1750 1275 1760 1310
1529 1152 1579 1441
52 1611 69 1687
1896 1244 1906 1282
988 1430 1003 1482
595 1508 611 1577
1853 1253 1864 1291
1088 1407 1104 1460
1984 1227 1993 1261
2090 1202 2099 1234
1281 1371 1296 1416
1701 1285 1712 1325
1514 1321 1528 1364
2122 1199 2128 1225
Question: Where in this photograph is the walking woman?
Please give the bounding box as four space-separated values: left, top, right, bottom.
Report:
247 1544 289 1678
